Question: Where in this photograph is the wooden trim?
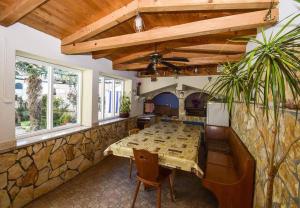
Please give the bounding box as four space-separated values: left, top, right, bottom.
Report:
61 0 278 45
113 54 243 70
62 9 278 54
0 0 48 26
174 44 247 54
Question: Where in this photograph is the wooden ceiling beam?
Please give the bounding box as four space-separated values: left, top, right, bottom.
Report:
138 66 219 77
140 0 278 12
92 52 111 59
113 54 243 71
62 0 138 45
61 0 278 45
112 49 233 64
0 0 48 26
163 52 221 58
105 50 155 63
111 43 247 64
62 9 278 55
173 44 247 54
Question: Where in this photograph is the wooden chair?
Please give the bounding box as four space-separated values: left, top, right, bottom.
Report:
155 116 161 123
129 128 140 136
128 128 140 178
131 149 174 208
171 120 182 124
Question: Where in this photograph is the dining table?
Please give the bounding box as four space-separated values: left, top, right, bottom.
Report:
104 121 204 178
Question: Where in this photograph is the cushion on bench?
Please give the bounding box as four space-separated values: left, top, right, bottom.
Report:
207 151 234 168
207 139 231 154
205 163 238 184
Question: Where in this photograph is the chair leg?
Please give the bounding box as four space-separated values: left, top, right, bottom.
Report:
129 158 133 178
168 175 175 202
131 181 141 208
157 186 161 208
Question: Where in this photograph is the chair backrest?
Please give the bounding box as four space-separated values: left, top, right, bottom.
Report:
133 149 159 182
155 116 161 123
171 120 182 124
129 128 140 136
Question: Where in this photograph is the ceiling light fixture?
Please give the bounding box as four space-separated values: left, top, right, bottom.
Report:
134 12 144 32
194 67 198 73
134 1 144 33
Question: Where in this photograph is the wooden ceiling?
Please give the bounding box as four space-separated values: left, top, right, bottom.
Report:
0 0 279 76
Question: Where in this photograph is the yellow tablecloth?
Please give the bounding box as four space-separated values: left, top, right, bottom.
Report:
104 122 204 178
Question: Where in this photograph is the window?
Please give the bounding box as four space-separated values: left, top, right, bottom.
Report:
15 56 82 138
98 76 124 120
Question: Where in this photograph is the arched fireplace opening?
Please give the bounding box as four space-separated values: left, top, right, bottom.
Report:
184 92 209 117
152 92 179 117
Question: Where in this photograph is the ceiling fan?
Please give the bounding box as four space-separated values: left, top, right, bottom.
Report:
143 49 190 76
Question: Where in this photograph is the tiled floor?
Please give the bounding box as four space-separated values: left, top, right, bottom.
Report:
26 156 218 208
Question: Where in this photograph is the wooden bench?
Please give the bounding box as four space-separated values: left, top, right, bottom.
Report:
202 125 255 208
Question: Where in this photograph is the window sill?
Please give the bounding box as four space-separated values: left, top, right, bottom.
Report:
97 117 132 126
16 125 90 149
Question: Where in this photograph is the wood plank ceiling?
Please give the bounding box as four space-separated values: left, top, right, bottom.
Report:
0 0 279 77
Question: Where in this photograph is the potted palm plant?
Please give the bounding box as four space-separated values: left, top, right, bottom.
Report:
207 15 300 208
119 95 131 118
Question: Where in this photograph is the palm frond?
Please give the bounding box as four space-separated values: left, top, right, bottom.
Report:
206 15 300 122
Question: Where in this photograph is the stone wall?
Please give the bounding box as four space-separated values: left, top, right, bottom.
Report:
232 104 300 208
0 117 137 208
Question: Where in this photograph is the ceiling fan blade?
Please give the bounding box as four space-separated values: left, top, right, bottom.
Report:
146 62 154 71
161 57 189 62
161 61 181 71
145 62 155 74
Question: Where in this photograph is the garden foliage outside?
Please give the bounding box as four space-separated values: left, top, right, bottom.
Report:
15 60 79 135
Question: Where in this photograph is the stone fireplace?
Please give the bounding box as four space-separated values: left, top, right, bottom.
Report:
143 85 207 123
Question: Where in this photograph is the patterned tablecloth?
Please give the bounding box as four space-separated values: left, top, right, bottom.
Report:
104 122 204 178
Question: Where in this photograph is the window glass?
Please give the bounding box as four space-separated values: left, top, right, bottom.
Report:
98 77 104 120
98 76 124 120
104 78 114 119
15 60 48 135
53 68 79 128
15 56 82 137
115 80 124 115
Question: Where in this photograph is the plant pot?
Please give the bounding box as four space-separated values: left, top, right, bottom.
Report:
119 112 129 118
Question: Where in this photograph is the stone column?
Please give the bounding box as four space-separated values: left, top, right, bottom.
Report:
178 98 185 120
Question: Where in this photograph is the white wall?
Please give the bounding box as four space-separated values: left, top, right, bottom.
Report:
0 23 143 146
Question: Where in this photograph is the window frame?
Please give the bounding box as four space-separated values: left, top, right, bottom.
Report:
98 75 124 121
15 56 83 139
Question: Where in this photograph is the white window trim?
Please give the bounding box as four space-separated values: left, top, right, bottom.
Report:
15 56 83 139
98 75 124 121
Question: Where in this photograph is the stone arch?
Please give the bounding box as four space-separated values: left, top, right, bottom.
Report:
184 92 209 117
